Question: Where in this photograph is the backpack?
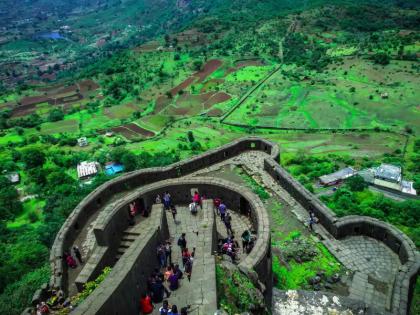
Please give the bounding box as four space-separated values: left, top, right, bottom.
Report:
160 307 169 315
177 237 183 247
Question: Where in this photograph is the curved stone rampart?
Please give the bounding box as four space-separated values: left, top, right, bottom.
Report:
73 177 271 314
74 203 170 315
48 137 276 293
263 156 419 314
31 136 418 315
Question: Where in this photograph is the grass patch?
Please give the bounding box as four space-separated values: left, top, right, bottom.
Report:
235 168 269 200
7 199 45 229
216 263 266 314
272 233 341 290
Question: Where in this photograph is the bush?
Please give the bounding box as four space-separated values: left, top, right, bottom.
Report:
372 53 390 65
345 175 367 192
48 109 64 122
0 264 50 315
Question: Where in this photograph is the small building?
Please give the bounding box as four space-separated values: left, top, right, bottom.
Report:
319 167 356 186
105 131 114 137
105 162 124 176
374 164 401 183
77 161 99 180
401 180 417 195
6 172 20 184
78 137 88 147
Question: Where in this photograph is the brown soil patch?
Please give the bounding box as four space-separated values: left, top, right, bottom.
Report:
78 80 99 93
12 104 37 117
207 108 223 117
124 123 155 137
111 126 138 139
236 59 264 68
170 107 191 116
155 95 172 113
203 92 231 109
37 84 66 93
170 77 196 96
195 59 222 82
19 95 50 106
54 94 83 104
173 29 208 47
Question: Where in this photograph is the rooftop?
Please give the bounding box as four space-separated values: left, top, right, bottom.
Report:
77 161 98 179
374 164 401 182
319 167 355 185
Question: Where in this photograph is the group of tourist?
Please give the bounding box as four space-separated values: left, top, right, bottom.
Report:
214 198 258 261
140 232 194 314
63 245 83 269
140 298 191 315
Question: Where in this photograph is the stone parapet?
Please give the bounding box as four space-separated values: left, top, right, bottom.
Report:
263 151 419 315
48 137 276 293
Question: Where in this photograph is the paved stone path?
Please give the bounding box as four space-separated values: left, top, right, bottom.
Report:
214 207 253 262
152 201 216 315
331 236 400 311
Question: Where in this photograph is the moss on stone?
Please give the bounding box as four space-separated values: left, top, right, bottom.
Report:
216 263 266 314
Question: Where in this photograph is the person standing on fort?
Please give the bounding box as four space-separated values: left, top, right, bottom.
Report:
181 247 191 267
224 213 233 235
213 197 221 214
155 194 162 204
165 241 172 266
159 300 170 315
177 233 187 250
157 244 166 269
192 191 201 209
73 245 83 264
139 292 154 314
184 257 193 282
170 205 177 222
218 202 227 222
163 192 171 211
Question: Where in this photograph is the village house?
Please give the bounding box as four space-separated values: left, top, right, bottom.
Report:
77 161 99 180
77 137 88 147
319 167 356 186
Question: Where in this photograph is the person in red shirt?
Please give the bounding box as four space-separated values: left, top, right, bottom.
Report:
139 293 154 314
192 191 201 208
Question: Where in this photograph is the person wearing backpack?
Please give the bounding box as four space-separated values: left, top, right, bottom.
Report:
159 300 170 315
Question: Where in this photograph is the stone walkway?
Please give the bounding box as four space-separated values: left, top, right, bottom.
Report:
332 236 400 311
214 208 253 262
152 201 216 315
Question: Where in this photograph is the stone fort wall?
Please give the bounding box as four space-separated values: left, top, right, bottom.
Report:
74 177 272 313
264 158 419 315
27 137 419 315
73 203 170 315
47 137 276 296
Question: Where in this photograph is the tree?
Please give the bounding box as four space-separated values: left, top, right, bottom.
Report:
193 60 203 71
345 175 367 192
48 108 64 121
121 152 137 172
372 53 390 65
0 176 23 220
22 148 45 169
187 131 195 143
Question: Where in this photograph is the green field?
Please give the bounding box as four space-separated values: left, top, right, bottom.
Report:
225 59 420 132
